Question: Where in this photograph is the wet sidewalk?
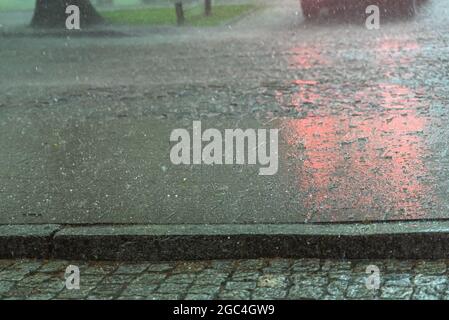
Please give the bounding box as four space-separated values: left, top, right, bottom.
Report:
0 108 446 224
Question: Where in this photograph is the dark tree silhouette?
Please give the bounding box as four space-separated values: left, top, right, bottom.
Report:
205 0 211 16
31 0 103 28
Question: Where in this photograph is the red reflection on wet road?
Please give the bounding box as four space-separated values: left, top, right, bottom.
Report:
376 39 419 53
279 82 431 222
288 46 329 69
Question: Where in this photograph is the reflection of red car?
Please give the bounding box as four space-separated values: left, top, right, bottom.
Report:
300 0 421 19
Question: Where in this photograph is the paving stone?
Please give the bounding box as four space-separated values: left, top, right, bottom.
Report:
322 294 347 300
188 284 220 295
147 294 181 300
349 275 370 286
134 273 167 285
291 272 328 287
321 260 352 272
288 285 325 299
384 260 415 273
43 278 66 291
257 274 287 288
231 271 260 282
165 273 196 284
121 284 158 296
209 260 234 271
225 281 257 290
26 293 57 300
38 261 70 273
327 279 349 297
261 259 292 273
185 293 216 300
115 263 149 274
157 282 190 294
261 267 290 274
252 287 287 299
56 286 96 299
17 274 53 286
4 285 52 298
11 260 42 273
146 263 175 272
198 269 230 277
0 281 15 294
414 261 447 275
0 269 30 281
383 274 412 287
219 290 251 300
80 275 107 286
2 297 27 300
291 259 320 272
172 262 209 273
89 284 124 296
18 278 65 294
194 271 229 285
117 295 146 300
80 263 118 276
346 284 378 299
86 294 116 300
414 275 448 288
328 273 351 281
412 287 442 300
100 274 136 285
380 286 413 300
234 260 266 271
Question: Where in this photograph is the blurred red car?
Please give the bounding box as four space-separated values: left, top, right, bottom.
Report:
300 0 422 19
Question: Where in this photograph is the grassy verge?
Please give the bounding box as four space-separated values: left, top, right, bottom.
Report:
0 1 257 28
0 0 35 12
101 4 257 27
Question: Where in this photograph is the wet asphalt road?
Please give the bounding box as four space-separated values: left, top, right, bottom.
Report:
0 0 449 224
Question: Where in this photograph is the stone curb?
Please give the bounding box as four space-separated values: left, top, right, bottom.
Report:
0 224 60 259
2 221 449 260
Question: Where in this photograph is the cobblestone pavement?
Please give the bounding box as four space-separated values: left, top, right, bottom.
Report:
0 258 448 300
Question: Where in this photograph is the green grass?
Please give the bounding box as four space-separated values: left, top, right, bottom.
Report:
0 1 257 27
102 7 178 25
102 4 256 27
0 0 35 12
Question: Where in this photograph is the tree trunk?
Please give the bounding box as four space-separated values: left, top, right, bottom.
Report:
205 0 212 16
31 0 103 28
175 2 185 26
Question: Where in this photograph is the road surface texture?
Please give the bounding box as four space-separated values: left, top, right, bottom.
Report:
1 0 448 301
1 0 448 224
0 258 449 300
